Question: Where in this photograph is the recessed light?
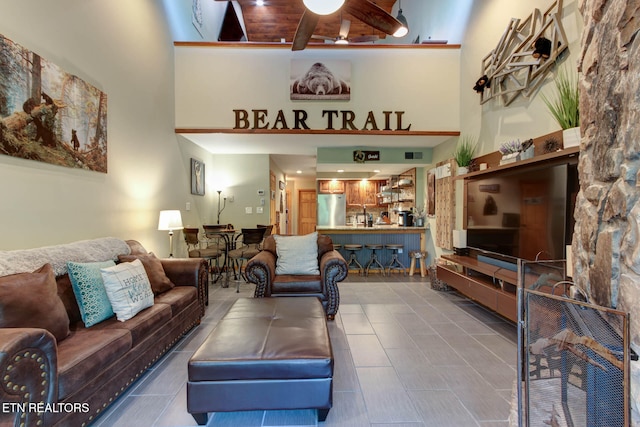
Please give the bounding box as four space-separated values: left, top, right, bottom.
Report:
296 170 302 174
373 169 380 173
256 0 265 5
337 169 344 173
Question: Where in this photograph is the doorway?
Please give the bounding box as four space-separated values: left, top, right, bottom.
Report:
298 189 317 235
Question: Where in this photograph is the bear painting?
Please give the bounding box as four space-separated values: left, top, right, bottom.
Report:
290 60 351 100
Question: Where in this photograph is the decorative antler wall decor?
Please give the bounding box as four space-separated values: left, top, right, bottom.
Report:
475 0 568 106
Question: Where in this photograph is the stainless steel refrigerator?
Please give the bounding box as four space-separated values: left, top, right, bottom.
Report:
317 194 347 227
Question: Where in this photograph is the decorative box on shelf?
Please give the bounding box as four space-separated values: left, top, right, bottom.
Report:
520 144 535 160
499 144 534 165
499 152 520 165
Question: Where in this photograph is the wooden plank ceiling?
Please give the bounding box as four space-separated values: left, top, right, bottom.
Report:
217 0 397 43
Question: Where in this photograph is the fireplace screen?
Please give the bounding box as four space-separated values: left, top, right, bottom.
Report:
518 260 633 427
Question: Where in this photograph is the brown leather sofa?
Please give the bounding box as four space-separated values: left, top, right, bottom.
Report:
0 238 207 427
245 234 348 319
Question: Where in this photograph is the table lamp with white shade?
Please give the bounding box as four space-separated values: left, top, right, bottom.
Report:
158 210 183 257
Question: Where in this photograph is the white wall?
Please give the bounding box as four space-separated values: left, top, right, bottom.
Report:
174 45 460 134
209 154 270 229
427 0 583 250
0 1 207 256
459 0 583 152
177 136 216 232
429 0 582 164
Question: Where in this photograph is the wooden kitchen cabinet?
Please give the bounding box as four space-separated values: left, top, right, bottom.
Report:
345 181 360 205
362 181 379 205
318 180 345 194
346 180 380 206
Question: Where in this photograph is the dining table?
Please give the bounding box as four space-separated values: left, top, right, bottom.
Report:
203 225 238 286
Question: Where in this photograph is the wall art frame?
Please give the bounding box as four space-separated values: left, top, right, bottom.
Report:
475 0 568 106
290 59 351 101
0 32 108 172
191 158 205 196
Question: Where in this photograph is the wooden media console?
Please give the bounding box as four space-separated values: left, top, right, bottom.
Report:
437 254 518 322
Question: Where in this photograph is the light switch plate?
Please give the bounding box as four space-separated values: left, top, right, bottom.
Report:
245 207 252 214
256 207 263 214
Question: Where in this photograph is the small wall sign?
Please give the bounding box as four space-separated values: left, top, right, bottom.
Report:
353 150 380 163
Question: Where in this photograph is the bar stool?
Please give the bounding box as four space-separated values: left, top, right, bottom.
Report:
385 244 406 275
364 243 386 276
333 243 342 260
343 244 364 275
409 250 428 277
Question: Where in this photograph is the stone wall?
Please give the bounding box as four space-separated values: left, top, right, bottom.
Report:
572 0 640 423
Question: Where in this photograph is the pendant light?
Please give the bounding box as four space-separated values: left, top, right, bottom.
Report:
303 0 345 15
393 0 409 37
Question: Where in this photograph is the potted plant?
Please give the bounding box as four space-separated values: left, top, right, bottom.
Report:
453 135 477 175
541 67 580 148
412 206 426 227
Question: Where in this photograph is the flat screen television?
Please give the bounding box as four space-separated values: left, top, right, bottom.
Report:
465 161 579 261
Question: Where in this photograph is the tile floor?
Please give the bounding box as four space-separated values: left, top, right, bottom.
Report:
94 273 517 427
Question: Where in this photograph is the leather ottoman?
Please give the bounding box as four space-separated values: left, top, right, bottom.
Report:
187 297 333 424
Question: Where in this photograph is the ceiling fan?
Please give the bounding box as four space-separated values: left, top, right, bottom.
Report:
292 0 404 51
311 19 380 45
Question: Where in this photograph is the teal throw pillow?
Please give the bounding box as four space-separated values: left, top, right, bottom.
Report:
67 260 116 327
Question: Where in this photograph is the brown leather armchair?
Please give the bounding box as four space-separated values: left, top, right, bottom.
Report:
245 234 348 319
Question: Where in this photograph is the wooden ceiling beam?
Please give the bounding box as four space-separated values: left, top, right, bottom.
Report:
220 0 396 43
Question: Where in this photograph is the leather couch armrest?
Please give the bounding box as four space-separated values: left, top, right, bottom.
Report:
246 250 277 297
319 250 348 319
160 258 206 287
160 258 208 317
0 328 57 427
320 250 348 281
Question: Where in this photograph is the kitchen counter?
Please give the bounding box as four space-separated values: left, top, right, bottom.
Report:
317 225 429 273
317 225 428 234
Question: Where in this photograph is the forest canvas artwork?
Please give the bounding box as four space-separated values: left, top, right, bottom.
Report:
0 33 107 172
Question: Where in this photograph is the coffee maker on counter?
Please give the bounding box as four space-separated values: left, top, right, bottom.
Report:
398 211 413 227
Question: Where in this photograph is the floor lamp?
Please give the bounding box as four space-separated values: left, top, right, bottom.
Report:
158 210 183 257
217 190 227 224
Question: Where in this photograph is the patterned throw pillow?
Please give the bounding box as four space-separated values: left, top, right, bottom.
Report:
274 232 320 275
0 263 70 342
67 260 116 327
100 259 154 322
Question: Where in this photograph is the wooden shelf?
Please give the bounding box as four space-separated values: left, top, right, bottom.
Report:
454 146 580 180
176 128 459 137
174 41 462 50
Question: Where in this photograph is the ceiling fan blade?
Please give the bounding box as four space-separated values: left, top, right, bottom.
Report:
311 34 334 41
339 19 351 39
292 11 320 51
350 34 379 43
343 0 402 36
